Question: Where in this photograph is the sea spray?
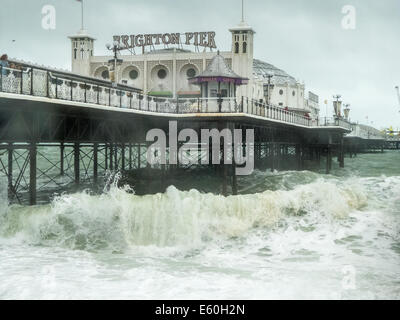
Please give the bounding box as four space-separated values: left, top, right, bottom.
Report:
0 177 368 251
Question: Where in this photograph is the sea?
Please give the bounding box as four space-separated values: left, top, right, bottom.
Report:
0 151 399 299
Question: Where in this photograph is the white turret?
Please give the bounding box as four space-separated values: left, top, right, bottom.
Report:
229 1 255 100
69 29 95 76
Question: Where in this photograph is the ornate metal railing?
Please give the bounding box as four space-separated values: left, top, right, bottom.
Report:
320 117 353 130
0 64 351 130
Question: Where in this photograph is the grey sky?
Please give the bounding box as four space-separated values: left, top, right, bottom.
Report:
1 0 399 128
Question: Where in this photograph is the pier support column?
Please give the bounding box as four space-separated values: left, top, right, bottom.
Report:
29 143 37 206
222 164 228 196
270 143 275 172
60 143 64 176
129 143 132 170
317 148 321 166
74 142 80 184
231 123 238 195
109 144 113 171
295 144 301 170
121 143 125 172
339 139 345 168
137 144 141 169
7 143 13 201
326 146 332 174
232 164 238 195
114 144 118 171
301 145 306 170
93 143 98 184
105 145 108 170
276 144 281 171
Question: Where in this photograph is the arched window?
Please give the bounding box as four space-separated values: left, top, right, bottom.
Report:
186 68 196 78
243 42 247 54
235 42 239 54
74 48 77 59
101 70 109 79
129 69 139 80
157 68 167 79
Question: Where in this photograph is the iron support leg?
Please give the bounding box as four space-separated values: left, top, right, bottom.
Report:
29 143 37 205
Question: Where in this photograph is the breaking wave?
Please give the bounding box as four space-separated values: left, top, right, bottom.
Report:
0 175 369 251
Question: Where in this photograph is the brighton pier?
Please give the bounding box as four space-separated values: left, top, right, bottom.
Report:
0 57 352 205
5 15 391 205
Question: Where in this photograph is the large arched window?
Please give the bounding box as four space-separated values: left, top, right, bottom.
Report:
235 42 239 54
243 42 247 54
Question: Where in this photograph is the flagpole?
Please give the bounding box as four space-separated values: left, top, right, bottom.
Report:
81 0 84 30
241 0 244 22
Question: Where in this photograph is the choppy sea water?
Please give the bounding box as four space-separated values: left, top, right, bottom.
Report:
0 152 399 300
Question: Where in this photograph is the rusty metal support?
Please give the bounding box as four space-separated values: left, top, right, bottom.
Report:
74 142 80 184
93 143 98 183
29 143 37 205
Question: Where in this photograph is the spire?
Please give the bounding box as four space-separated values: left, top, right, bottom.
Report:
241 0 245 23
230 0 254 32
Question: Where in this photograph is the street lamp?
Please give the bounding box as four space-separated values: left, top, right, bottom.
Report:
333 94 342 118
264 71 274 106
343 104 351 121
106 41 125 86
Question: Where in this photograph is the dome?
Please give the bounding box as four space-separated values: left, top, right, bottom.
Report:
253 59 297 85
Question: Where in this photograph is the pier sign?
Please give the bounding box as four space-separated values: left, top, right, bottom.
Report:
113 32 217 50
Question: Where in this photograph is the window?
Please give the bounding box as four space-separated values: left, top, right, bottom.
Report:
129 69 139 80
279 103 283 106
157 68 167 79
279 89 284 95
101 70 109 79
186 68 196 78
74 48 77 59
243 42 247 54
235 42 239 54
292 90 296 96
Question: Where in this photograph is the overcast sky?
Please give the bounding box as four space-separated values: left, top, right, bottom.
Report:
1 0 399 128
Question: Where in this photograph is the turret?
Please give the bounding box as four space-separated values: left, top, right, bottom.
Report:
229 21 255 100
69 29 95 76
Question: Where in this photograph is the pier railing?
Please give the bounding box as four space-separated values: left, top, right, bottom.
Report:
0 64 351 130
320 117 353 131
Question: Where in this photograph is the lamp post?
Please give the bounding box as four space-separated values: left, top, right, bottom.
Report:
343 104 350 121
106 41 124 86
264 71 274 106
333 94 342 118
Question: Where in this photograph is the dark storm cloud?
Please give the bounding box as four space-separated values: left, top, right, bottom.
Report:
0 0 399 128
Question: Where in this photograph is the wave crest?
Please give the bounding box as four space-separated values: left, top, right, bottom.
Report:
0 178 368 250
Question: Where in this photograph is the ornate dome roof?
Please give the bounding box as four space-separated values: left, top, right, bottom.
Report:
189 52 248 85
253 59 297 85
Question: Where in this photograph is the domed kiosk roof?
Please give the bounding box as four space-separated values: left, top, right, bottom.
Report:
189 52 248 85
